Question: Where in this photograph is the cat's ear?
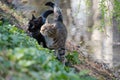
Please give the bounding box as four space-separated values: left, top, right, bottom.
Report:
38 17 42 22
32 14 36 20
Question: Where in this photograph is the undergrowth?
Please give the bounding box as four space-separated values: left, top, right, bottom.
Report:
0 20 97 80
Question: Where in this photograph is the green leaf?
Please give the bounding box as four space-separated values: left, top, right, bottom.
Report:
79 70 90 76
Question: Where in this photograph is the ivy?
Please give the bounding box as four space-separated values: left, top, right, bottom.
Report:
0 21 97 80
85 0 120 31
113 0 120 30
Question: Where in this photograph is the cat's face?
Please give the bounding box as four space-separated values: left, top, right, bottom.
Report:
28 15 43 32
40 23 56 37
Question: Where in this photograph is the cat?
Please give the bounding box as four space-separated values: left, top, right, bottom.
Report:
28 10 53 48
45 2 63 22
40 2 67 63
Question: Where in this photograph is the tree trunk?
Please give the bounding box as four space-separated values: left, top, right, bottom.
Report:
91 0 113 67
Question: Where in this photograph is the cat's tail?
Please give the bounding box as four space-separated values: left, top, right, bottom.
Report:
41 10 53 19
45 2 55 8
45 2 63 22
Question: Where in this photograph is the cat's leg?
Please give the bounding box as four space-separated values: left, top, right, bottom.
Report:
56 48 66 64
42 38 48 48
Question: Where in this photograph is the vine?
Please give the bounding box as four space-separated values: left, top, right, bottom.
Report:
85 0 120 31
99 0 106 29
113 0 120 30
99 0 120 30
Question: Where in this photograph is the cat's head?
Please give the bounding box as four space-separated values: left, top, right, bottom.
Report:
28 14 43 32
40 23 56 37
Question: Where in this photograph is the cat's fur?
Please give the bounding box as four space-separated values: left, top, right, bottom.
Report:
28 10 53 48
40 2 67 63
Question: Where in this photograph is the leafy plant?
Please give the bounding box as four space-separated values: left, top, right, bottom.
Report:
0 21 97 80
66 51 81 65
113 0 120 30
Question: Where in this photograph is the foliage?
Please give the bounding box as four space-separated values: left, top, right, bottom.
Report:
99 0 107 29
0 22 37 50
0 21 97 80
85 0 120 30
98 0 113 30
66 51 81 65
99 0 120 30
113 0 120 30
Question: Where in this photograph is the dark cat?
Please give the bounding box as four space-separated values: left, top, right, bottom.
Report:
40 2 67 63
28 10 53 48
